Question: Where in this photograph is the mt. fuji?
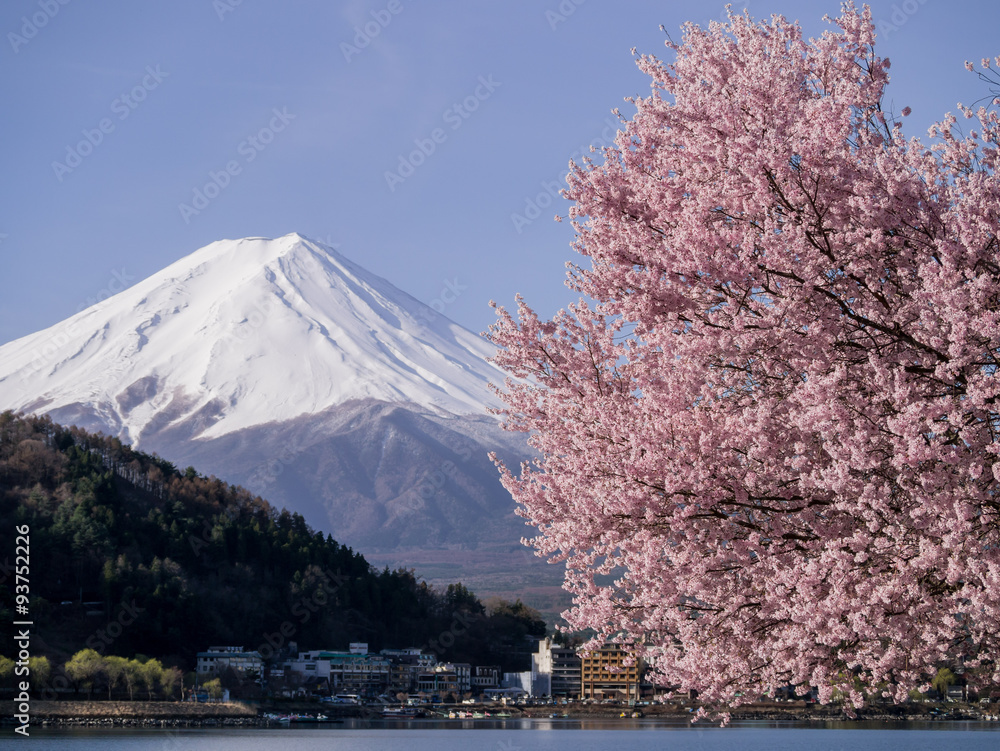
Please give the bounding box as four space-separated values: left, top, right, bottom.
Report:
0 233 501 444
0 234 549 601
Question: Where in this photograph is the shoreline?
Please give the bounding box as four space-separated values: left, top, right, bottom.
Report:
6 699 998 729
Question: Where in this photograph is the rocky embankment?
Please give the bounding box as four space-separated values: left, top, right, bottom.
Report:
7 699 998 727
6 700 268 728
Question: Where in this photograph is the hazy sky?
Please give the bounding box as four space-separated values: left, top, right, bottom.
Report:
2 0 998 346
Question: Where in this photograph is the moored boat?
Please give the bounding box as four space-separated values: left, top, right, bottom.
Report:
382 706 425 718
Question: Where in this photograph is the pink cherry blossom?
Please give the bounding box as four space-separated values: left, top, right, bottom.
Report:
488 2 1000 713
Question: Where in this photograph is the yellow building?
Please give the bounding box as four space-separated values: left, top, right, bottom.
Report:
580 645 641 702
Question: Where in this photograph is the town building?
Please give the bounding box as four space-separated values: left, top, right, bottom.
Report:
380 648 437 693
416 662 471 695
472 665 501 691
451 662 472 694
417 670 456 694
281 644 390 696
196 646 263 677
532 637 581 698
580 644 641 702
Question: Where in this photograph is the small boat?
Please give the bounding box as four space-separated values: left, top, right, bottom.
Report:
264 712 342 725
382 706 425 718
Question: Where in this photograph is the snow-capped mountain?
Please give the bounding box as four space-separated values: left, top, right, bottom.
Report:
0 234 553 604
0 233 501 445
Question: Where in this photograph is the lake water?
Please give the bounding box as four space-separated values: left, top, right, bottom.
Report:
11 719 1000 750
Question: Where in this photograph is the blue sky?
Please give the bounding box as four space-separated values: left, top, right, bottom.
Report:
2 0 997 346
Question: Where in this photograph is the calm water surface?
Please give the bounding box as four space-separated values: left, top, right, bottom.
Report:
12 719 1000 750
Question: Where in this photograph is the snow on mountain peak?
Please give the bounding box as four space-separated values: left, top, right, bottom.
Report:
0 233 502 445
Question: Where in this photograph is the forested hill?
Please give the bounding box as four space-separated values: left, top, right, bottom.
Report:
0 412 545 670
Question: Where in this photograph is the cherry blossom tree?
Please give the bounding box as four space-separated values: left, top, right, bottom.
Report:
488 3 1000 711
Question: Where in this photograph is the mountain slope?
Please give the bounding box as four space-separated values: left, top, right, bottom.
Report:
0 233 502 446
156 398 532 552
0 412 545 671
0 234 562 608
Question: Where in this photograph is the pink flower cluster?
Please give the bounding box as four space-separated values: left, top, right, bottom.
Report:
488 3 1000 711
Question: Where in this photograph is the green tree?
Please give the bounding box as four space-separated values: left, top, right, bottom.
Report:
203 677 223 701
932 668 957 699
161 666 183 700
139 658 164 700
65 649 105 698
28 656 51 691
120 658 143 700
104 655 128 699
0 655 15 688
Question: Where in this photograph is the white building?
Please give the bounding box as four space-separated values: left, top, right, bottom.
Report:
532 637 581 698
196 646 263 677
282 648 390 694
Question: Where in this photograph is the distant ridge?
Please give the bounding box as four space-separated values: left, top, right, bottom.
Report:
0 234 559 609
